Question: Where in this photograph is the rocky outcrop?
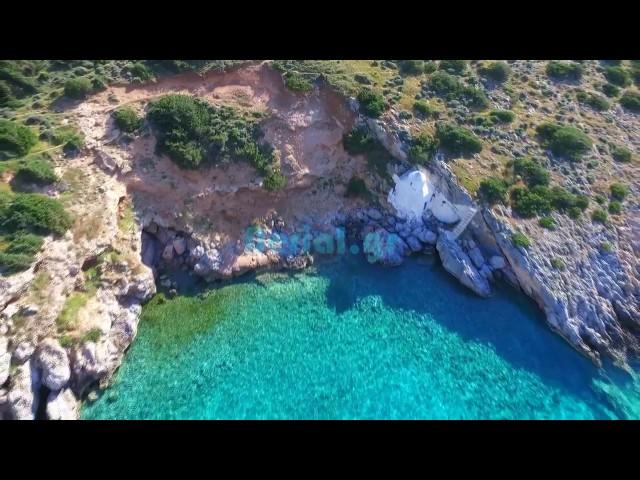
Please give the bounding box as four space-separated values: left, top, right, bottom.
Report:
436 232 491 298
46 388 80 420
0 336 10 387
7 361 39 420
35 339 71 391
363 228 409 266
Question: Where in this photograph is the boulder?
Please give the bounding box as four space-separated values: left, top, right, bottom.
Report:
0 336 9 387
12 342 34 364
436 233 491 297
416 227 437 245
489 255 506 270
35 339 70 391
193 249 222 277
468 247 486 270
406 236 423 253
363 228 409 266
8 362 40 420
161 243 175 261
46 388 80 420
366 208 383 221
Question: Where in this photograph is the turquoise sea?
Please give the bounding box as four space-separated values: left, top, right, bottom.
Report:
82 254 640 419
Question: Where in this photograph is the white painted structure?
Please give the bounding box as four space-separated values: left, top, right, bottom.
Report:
388 168 477 238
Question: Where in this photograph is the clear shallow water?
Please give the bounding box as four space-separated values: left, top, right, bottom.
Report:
83 255 640 419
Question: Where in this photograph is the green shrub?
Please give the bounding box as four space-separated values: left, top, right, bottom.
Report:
510 186 552 218
609 183 629 201
398 60 426 76
112 107 143 133
49 125 84 152
357 89 386 118
608 201 622 214
536 122 592 161
439 60 467 75
127 62 154 83
436 123 482 156
81 328 102 344
408 133 437 165
603 66 631 87
1 193 72 235
0 119 37 158
0 252 33 273
538 216 556 229
458 86 489 110
428 71 462 96
262 167 287 191
620 90 640 112
489 110 515 123
567 206 582 219
546 61 583 81
423 61 437 74
478 177 509 204
147 94 274 174
611 145 632 163
343 126 377 154
413 100 438 118
575 91 610 111
591 208 608 223
511 232 531 249
513 157 549 187
550 258 566 270
0 80 12 106
64 77 92 99
600 241 613 253
600 83 620 97
4 231 43 255
346 177 368 198
15 157 58 185
478 61 511 83
284 72 313 92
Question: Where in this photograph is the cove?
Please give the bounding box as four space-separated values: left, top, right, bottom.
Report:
82 254 640 420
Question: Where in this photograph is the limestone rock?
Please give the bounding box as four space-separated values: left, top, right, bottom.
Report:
363 228 409 267
35 339 71 391
489 255 506 270
12 342 35 364
436 233 491 297
46 388 80 420
468 247 486 270
173 237 186 256
0 336 9 387
8 362 40 420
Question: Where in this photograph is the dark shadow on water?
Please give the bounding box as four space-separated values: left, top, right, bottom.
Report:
318 253 614 416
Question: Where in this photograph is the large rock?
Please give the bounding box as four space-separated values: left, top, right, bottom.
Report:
193 249 222 277
46 388 79 420
436 233 491 297
468 247 486 270
489 255 506 270
173 237 186 256
12 342 34 364
35 339 70 391
0 336 9 387
161 243 175 261
363 228 409 266
416 227 437 245
8 362 40 420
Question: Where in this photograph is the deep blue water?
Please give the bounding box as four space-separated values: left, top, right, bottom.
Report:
82 254 640 419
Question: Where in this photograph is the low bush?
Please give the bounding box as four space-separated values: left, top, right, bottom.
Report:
357 89 386 118
1 193 72 235
49 125 85 152
591 208 608 223
511 232 531 248
550 258 566 270
488 109 515 123
600 83 620 97
609 182 629 201
513 157 549 187
575 91 610 111
64 77 92 99
603 66 631 87
0 119 37 158
611 145 632 163
126 62 154 83
4 231 43 255
439 60 467 75
15 157 58 185
413 100 438 118
0 252 33 273
535 122 592 161
428 71 462 96
283 72 313 92
510 186 552 218
600 241 613 253
608 201 622 214
458 86 489 110
408 133 437 165
343 126 377 154
538 216 556 229
478 61 511 83
546 61 583 81
112 107 143 133
478 177 509 204
436 123 482 156
620 90 640 112
0 80 12 106
262 167 287 191
398 60 426 76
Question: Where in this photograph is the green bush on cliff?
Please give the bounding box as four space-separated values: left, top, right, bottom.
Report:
64 77 93 99
113 106 143 133
510 186 552 218
591 208 608 223
283 72 313 92
513 157 549 187
511 232 531 249
478 177 509 204
0 119 38 158
611 145 632 163
575 91 610 111
620 90 640 112
603 66 631 87
357 88 386 118
436 122 482 156
488 110 515 124
346 177 368 198
609 182 629 201
1 193 72 236
478 61 511 83
546 61 583 81
535 122 592 161
14 157 58 185
408 133 437 165
439 60 467 75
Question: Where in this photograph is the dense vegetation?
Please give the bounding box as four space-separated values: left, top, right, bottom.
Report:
14 156 58 185
64 77 93 99
478 177 509 204
478 61 511 83
536 122 592 161
620 90 640 112
283 72 314 92
427 72 488 109
146 94 284 190
408 133 437 165
342 126 392 177
112 106 143 133
439 60 467 76
603 66 631 87
0 119 37 158
357 88 386 118
575 90 610 111
436 123 483 156
546 61 583 81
